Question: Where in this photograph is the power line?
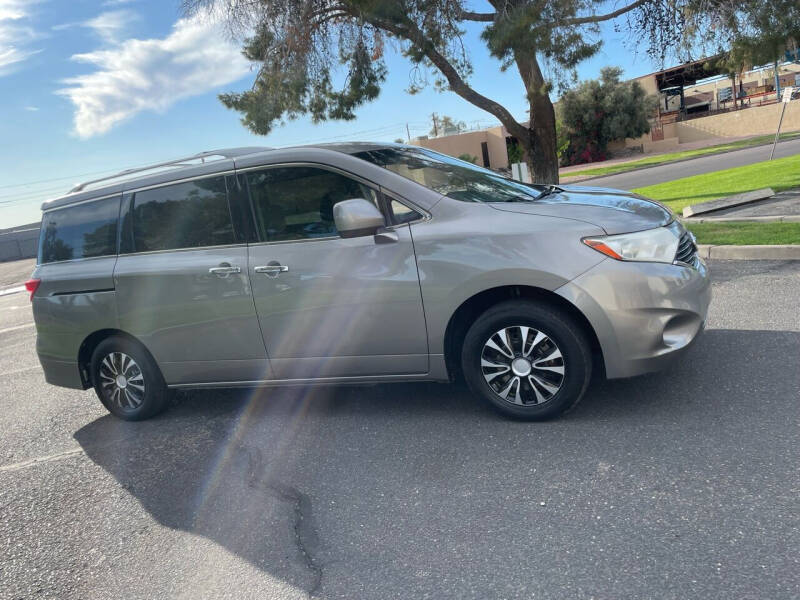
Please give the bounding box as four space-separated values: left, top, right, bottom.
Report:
0 123 439 208
0 168 123 192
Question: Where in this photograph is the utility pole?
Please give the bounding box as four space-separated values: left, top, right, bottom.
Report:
431 113 438 137
406 123 411 142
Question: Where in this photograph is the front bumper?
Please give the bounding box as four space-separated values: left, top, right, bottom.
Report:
556 257 712 379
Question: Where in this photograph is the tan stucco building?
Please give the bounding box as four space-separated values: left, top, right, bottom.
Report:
411 124 514 170
411 58 800 166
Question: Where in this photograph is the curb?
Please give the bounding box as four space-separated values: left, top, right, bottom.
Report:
697 244 800 260
559 134 800 184
684 215 800 224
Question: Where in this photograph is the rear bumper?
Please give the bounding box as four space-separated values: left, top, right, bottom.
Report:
557 257 712 379
38 354 86 390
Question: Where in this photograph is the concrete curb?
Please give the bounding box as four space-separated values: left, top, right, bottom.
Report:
682 188 774 218
697 244 800 260
684 215 800 224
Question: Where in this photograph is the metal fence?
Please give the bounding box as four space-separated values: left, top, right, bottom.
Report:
0 223 40 262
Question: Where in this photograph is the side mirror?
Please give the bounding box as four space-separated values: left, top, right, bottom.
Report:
334 199 385 238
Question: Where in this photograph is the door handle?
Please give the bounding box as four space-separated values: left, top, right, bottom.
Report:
209 265 241 275
254 264 289 274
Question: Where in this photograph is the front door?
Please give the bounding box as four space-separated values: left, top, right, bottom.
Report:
114 175 270 384
243 165 428 380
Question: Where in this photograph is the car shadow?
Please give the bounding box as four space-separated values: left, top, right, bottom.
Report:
74 328 800 597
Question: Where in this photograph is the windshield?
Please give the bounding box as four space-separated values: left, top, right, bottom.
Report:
353 146 548 203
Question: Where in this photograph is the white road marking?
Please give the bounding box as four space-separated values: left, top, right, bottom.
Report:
0 448 85 473
0 285 25 297
0 322 35 335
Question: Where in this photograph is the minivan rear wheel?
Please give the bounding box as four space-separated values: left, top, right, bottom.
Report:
90 336 168 421
461 300 592 420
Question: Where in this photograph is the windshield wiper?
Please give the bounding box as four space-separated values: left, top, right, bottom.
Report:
536 185 562 200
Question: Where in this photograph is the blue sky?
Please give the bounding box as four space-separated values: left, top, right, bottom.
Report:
0 0 666 227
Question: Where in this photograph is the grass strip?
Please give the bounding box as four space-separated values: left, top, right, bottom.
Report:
563 132 800 179
685 221 800 245
631 154 800 213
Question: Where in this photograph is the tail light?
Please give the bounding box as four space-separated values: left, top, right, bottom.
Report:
24 278 40 301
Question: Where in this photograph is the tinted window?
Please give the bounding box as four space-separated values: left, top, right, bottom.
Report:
354 147 548 203
390 199 422 224
39 197 119 264
246 167 379 242
130 177 234 252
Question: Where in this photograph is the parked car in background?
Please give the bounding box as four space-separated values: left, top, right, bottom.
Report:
27 144 711 421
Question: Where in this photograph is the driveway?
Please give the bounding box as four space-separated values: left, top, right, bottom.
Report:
1 260 799 599
583 137 800 190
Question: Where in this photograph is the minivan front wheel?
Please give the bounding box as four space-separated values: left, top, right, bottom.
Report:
461 300 592 420
90 336 167 421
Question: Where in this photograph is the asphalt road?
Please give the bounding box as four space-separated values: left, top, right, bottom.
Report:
583 137 800 190
1 260 799 599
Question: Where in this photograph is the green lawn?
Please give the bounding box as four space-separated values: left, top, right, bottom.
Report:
686 222 800 245
562 132 800 179
631 153 800 213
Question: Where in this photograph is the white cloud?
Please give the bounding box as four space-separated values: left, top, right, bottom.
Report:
24 105 38 111
0 0 41 75
84 10 136 44
58 13 251 138
52 9 138 44
0 0 27 21
103 0 137 5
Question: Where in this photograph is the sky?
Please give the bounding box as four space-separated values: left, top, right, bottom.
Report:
0 0 668 227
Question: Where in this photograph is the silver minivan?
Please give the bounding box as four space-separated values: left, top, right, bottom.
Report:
28 144 711 421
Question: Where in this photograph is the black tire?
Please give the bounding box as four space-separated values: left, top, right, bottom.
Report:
461 300 592 420
90 336 168 421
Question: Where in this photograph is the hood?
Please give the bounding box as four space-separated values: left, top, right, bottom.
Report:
488 184 673 235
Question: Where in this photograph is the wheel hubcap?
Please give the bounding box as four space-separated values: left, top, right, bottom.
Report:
480 325 565 406
511 357 532 377
99 352 145 410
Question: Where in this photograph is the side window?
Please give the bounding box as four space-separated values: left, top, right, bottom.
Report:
129 177 234 252
245 166 380 242
39 196 119 264
389 199 423 225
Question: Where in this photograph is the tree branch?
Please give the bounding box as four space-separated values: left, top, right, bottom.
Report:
368 16 528 140
458 10 496 22
562 0 648 26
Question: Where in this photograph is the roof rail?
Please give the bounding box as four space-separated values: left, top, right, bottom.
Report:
68 147 271 193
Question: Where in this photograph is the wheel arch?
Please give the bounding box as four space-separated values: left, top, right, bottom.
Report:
77 329 153 388
442 285 604 383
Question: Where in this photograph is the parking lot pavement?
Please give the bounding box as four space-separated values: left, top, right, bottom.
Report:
1 260 799 600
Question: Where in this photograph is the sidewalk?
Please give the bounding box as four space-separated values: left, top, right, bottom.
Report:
683 189 800 223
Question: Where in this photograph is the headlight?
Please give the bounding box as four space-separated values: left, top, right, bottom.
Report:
583 225 680 263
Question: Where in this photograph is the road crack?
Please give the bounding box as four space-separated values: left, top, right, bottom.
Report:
246 447 323 598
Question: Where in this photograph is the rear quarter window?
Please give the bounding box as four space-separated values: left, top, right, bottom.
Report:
128 177 234 252
39 197 120 264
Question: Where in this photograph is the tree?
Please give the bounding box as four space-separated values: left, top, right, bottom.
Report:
430 114 466 137
506 140 523 166
559 67 656 164
457 153 477 163
185 0 800 183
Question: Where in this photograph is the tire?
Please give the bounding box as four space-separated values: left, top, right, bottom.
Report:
461 300 592 420
90 336 168 421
